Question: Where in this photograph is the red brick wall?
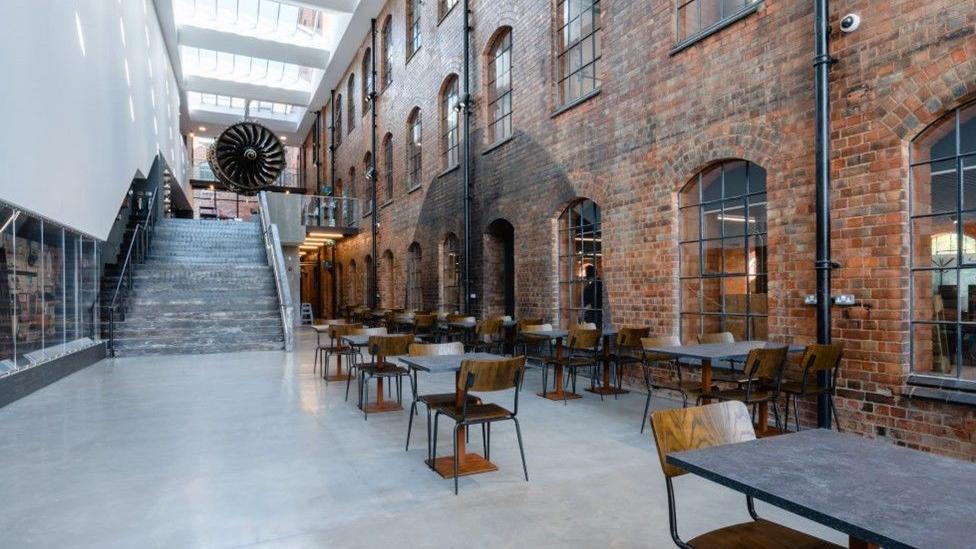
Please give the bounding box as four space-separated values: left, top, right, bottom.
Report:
300 0 976 459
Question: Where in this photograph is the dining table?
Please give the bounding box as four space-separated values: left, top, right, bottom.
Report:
520 327 619 401
667 428 976 549
341 334 418 414
644 340 804 435
400 352 505 478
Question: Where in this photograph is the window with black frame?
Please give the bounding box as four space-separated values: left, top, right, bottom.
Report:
407 243 423 310
910 102 976 380
676 0 759 45
487 29 512 144
439 0 458 19
333 95 342 148
679 160 768 343
346 75 356 132
364 255 375 306
363 152 373 214
382 16 393 90
556 0 601 107
383 133 394 202
558 199 604 327
441 75 459 169
442 233 460 313
406 0 421 59
407 108 422 190
361 49 372 114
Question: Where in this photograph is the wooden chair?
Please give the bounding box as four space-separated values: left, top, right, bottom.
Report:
430 356 528 494
467 316 505 353
639 336 718 433
360 334 414 420
607 327 651 397
321 323 362 382
782 344 843 432
709 346 790 431
345 327 388 402
516 321 550 362
404 342 482 461
445 314 476 344
543 328 601 404
699 332 746 383
412 313 437 342
650 401 842 549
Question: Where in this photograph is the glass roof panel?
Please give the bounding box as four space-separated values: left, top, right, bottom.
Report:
181 46 314 91
174 0 327 48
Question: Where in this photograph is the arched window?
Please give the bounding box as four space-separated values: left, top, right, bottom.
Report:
558 199 604 327
442 233 461 312
364 255 374 307
441 75 459 168
348 166 356 219
406 0 421 59
407 243 423 310
556 0 601 106
349 259 359 305
382 250 395 308
336 263 344 309
361 49 372 113
910 101 976 379
333 94 343 148
383 132 394 202
407 108 422 191
346 75 356 132
363 151 373 214
679 160 768 343
381 16 393 90
439 0 458 19
487 29 513 144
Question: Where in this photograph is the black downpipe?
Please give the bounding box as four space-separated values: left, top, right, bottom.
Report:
814 0 836 429
314 110 321 193
461 0 472 314
329 90 336 198
370 18 379 310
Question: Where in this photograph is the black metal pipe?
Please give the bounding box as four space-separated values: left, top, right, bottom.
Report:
461 0 472 315
814 0 835 429
331 244 338 318
370 18 379 310
329 90 336 199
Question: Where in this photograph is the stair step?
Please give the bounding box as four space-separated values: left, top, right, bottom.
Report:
112 337 285 357
112 319 283 337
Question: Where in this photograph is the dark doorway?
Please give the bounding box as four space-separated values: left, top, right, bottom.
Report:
485 219 515 317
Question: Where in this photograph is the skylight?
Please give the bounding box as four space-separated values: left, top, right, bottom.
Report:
187 91 306 121
181 46 315 91
174 0 329 48
187 91 248 112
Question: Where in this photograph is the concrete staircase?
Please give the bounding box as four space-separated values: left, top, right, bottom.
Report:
111 218 285 356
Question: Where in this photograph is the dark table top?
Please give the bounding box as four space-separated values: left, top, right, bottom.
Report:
340 334 419 347
645 341 805 362
520 328 618 339
667 429 976 549
400 353 504 374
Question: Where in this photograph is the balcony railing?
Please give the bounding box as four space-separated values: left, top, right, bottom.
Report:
301 194 361 230
190 161 301 189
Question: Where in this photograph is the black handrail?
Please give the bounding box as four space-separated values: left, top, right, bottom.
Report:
107 190 159 356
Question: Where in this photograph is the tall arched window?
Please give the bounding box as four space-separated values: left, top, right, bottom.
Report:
346 75 356 132
679 160 768 343
558 199 604 327
349 260 359 305
556 0 602 106
406 0 421 59
407 243 423 310
364 255 374 307
363 152 373 214
333 94 343 148
382 250 395 308
442 233 461 312
361 49 372 113
407 108 422 191
441 75 459 168
381 16 393 90
439 0 458 19
910 101 976 379
487 29 513 144
383 132 394 202
336 263 344 310
348 167 356 219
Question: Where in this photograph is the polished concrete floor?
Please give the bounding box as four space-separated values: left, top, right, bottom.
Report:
0 328 846 548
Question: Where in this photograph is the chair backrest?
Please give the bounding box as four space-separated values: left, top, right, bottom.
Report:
518 318 545 330
479 316 504 337
523 323 552 333
393 312 415 324
351 327 388 336
458 356 526 392
414 314 436 329
699 332 734 344
576 322 598 330
569 328 601 351
743 346 789 382
369 334 414 356
650 401 755 478
330 323 363 339
409 341 464 356
641 335 681 362
618 327 651 348
799 343 843 384
446 314 468 323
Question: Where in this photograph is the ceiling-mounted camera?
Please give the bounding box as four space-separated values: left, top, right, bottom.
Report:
839 13 861 32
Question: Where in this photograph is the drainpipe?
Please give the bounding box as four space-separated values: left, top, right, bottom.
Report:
329 90 336 198
314 110 321 194
370 18 379 310
814 0 837 429
461 0 472 315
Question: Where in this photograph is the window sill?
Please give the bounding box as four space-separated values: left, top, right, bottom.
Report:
670 3 762 56
381 199 393 209
482 135 515 155
551 89 600 118
437 5 457 26
407 184 422 195
438 164 460 178
905 374 976 406
406 47 421 65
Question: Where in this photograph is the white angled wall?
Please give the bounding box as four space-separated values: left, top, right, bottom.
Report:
0 0 187 240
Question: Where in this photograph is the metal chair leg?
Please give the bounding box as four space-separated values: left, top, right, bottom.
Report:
432 412 440 469
362 373 369 421
486 422 491 460
453 424 461 495
513 418 528 482
406 400 416 452
830 395 842 432
641 385 653 434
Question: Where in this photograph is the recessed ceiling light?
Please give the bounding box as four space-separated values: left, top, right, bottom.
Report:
198 126 206 131
280 136 287 141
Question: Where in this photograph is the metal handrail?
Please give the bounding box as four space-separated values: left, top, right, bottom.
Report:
259 191 295 352
107 190 159 356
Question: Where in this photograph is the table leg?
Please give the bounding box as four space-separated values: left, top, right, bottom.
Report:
587 334 629 396
756 401 769 436
325 341 351 382
849 536 879 549
700 358 713 404
427 375 497 478
538 337 582 401
504 325 516 355
362 353 401 413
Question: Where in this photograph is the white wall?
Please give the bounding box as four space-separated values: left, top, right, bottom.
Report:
0 0 186 240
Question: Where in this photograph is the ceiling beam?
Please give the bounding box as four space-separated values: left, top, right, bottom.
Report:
178 25 330 69
183 75 311 105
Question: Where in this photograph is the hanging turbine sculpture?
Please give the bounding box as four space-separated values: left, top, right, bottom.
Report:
207 121 286 195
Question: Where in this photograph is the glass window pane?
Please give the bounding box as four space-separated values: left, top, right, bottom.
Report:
701 165 722 203
912 161 958 216
680 314 701 344
723 160 748 197
702 278 721 313
722 198 747 237
913 323 956 376
961 105 976 156
681 279 700 312
0 206 15 370
913 214 958 269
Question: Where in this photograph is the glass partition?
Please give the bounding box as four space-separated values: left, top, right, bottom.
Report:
0 202 100 377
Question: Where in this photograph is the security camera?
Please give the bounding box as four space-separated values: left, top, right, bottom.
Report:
839 13 860 32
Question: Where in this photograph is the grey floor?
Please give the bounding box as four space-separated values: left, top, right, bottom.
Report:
0 328 846 548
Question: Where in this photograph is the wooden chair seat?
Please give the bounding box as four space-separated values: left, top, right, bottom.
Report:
432 402 513 422
687 518 843 549
418 393 482 407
